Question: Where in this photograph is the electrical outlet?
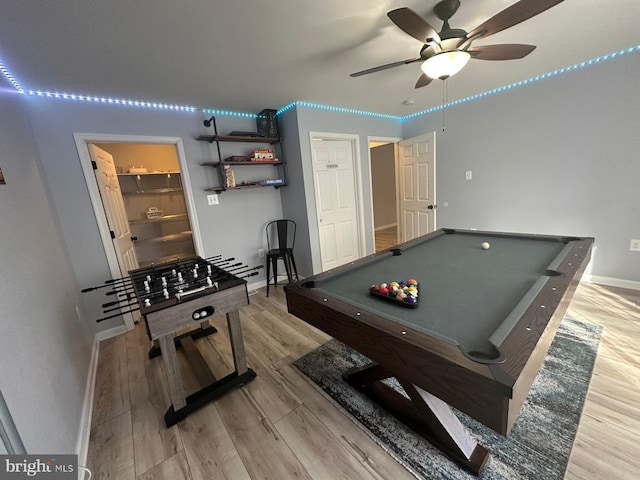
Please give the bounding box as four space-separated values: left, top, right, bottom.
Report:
258 248 265 258
630 239 640 251
207 194 219 206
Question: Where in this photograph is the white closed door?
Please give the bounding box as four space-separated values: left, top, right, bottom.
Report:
312 139 360 271
88 144 139 274
398 132 436 242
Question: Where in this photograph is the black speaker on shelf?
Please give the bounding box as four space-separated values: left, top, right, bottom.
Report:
256 109 279 138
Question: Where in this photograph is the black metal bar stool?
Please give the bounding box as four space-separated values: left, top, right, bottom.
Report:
265 219 299 297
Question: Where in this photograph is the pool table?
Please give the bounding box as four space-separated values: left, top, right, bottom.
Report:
285 228 593 474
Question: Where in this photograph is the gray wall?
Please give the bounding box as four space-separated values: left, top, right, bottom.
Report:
277 107 311 275
0 79 93 454
403 51 640 283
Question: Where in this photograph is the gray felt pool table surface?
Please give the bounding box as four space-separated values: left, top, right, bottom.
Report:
313 230 572 357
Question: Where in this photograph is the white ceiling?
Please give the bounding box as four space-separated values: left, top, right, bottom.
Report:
2 0 640 117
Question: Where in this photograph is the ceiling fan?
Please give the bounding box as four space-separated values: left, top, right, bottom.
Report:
350 0 564 88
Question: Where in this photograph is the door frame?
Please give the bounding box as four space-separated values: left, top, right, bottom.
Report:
308 132 365 273
367 136 402 248
74 133 204 330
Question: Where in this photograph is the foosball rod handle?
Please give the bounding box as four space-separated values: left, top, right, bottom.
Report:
81 280 131 293
232 264 264 275
101 294 137 308
103 300 139 314
96 307 140 323
240 271 260 279
105 287 135 297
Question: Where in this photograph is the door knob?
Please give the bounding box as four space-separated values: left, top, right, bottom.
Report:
131 236 138 241
427 204 437 210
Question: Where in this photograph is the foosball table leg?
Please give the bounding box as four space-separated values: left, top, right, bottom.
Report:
160 308 257 427
157 334 188 411
226 310 248 375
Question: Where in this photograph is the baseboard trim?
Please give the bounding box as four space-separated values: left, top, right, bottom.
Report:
246 276 296 295
247 278 267 293
95 324 127 342
75 336 100 469
375 223 397 231
583 274 640 291
75 324 126 466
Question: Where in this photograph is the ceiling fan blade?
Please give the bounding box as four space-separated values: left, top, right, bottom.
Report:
388 8 441 44
467 0 564 41
468 44 536 60
350 58 421 77
415 74 434 89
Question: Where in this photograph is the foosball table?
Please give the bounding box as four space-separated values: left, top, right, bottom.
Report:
83 255 261 426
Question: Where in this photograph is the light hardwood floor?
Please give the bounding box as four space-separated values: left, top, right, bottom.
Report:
375 225 399 252
86 279 640 480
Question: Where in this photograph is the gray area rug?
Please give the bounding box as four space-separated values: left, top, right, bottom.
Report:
293 318 602 480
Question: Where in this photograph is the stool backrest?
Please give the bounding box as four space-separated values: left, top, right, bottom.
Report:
266 219 296 251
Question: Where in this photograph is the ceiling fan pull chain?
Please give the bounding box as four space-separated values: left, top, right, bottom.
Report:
441 79 447 132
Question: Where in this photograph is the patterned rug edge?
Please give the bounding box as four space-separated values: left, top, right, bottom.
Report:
292 317 603 480
293 358 426 480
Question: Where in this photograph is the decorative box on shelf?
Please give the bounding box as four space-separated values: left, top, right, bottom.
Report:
260 178 285 187
223 165 236 188
146 207 164 219
225 155 246 162
251 148 274 160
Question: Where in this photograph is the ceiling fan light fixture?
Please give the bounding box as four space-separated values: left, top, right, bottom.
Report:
421 50 470 79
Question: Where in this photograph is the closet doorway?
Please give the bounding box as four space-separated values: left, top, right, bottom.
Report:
94 142 196 267
75 134 202 330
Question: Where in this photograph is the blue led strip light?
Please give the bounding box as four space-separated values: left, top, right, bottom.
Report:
402 44 640 121
2 44 639 117
201 108 257 118
0 62 25 93
275 100 401 120
276 102 297 115
24 90 197 111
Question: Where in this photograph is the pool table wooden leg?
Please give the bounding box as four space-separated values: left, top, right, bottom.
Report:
343 361 490 475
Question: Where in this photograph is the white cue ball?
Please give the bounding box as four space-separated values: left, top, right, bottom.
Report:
481 242 490 250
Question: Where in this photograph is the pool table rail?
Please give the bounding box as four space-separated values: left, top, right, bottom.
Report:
496 236 594 431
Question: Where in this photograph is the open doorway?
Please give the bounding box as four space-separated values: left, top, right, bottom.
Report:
94 142 196 268
369 138 401 252
368 132 437 251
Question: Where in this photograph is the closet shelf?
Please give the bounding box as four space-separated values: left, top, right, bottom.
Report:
135 231 193 245
122 187 183 195
129 214 189 225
